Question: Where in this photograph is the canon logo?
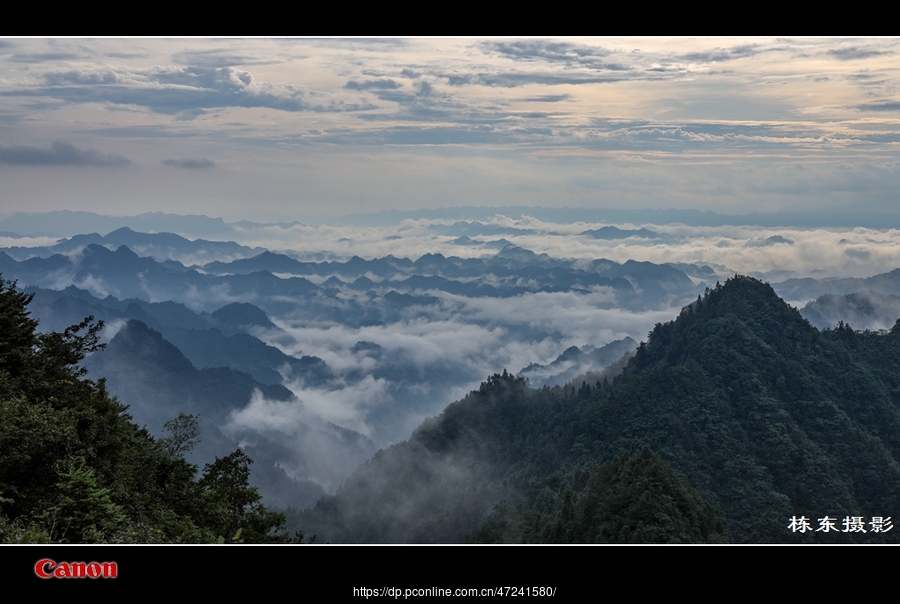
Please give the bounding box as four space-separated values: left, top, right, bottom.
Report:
34 559 118 579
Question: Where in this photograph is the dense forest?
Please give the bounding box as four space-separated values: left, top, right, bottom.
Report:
0 277 295 543
295 276 900 543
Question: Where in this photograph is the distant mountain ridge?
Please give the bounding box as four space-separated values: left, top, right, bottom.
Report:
1 226 261 264
0 239 703 313
8 206 900 240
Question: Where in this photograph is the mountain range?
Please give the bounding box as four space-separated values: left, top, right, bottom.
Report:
6 223 900 542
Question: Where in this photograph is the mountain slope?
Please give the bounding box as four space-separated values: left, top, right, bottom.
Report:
296 276 900 543
84 320 371 506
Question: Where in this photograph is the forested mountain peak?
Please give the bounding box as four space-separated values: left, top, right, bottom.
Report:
679 275 809 330
631 275 817 372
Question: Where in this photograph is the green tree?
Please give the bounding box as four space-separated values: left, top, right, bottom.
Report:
41 458 128 543
159 413 200 458
199 450 290 543
0 280 39 381
0 276 289 543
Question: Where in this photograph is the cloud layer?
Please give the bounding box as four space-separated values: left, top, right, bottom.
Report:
0 38 898 221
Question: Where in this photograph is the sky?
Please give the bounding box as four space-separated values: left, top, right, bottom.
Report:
1 37 899 223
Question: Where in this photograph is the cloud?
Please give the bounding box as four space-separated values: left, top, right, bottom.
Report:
9 51 82 63
434 40 640 89
40 65 307 114
28 65 376 116
828 46 889 61
43 69 126 86
445 73 472 86
99 318 128 342
855 101 900 112
481 40 616 66
455 71 633 88
679 43 766 63
162 157 216 169
0 235 59 248
235 276 682 447
170 49 268 68
844 247 871 260
73 273 116 298
518 94 572 102
223 389 377 491
0 141 130 166
344 79 402 91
